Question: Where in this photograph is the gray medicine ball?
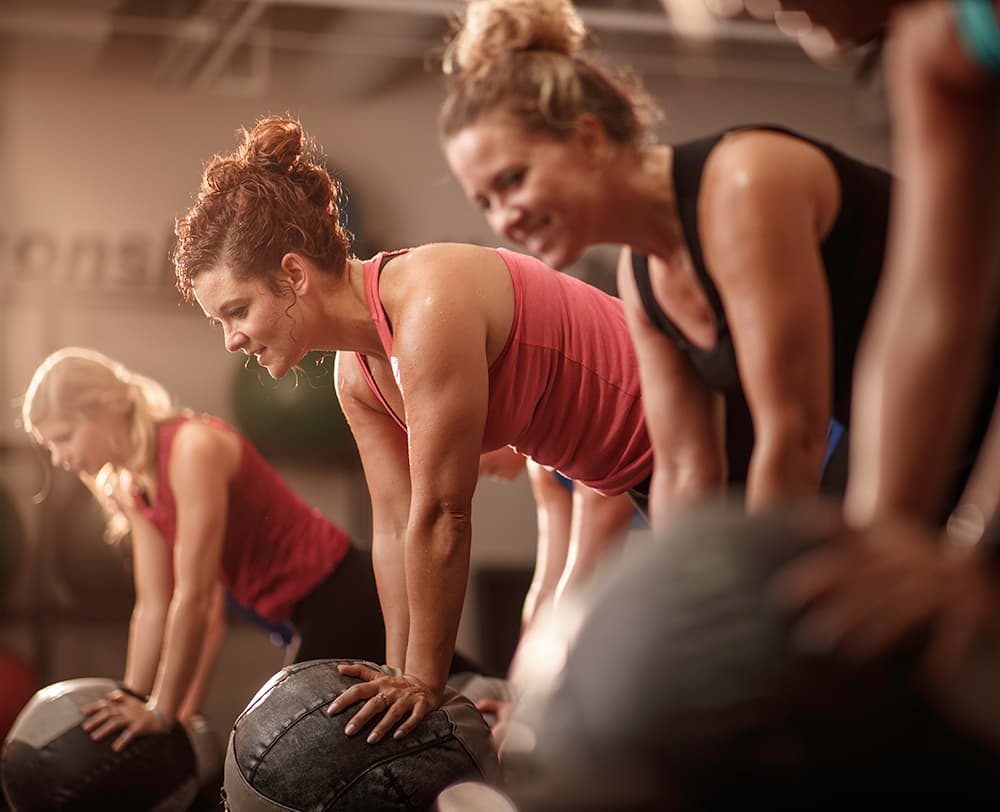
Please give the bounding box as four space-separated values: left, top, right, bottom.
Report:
1 677 199 812
505 503 1000 811
224 659 501 811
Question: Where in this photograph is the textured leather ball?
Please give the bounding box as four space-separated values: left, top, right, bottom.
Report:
224 659 501 811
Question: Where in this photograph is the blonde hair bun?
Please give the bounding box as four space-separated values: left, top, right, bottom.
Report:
446 0 585 76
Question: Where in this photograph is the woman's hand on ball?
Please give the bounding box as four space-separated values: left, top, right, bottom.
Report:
327 662 441 743
81 689 169 752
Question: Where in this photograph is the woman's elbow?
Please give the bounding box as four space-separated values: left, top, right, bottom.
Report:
412 500 473 554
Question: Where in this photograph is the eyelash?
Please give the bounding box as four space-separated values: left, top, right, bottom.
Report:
477 168 526 210
209 307 246 328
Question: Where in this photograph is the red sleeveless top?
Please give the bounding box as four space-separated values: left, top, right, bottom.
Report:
134 416 350 622
355 247 652 495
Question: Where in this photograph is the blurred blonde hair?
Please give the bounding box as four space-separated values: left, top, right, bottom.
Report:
22 347 182 542
440 0 660 147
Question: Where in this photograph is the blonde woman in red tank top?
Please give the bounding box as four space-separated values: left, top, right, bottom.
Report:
21 347 385 753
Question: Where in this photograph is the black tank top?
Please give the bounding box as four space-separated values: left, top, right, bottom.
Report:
632 125 1000 518
631 125 891 426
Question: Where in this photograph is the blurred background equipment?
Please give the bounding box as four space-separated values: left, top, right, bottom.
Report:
230 352 355 464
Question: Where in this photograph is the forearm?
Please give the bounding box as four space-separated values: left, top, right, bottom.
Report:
403 512 471 695
521 558 563 632
847 302 990 523
522 471 571 631
149 591 214 724
649 457 725 535
177 585 227 723
372 528 410 669
556 491 635 601
123 604 167 695
521 556 566 631
746 422 827 511
846 19 1000 523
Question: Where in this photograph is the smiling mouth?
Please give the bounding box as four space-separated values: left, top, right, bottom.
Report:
523 217 553 254
526 233 551 257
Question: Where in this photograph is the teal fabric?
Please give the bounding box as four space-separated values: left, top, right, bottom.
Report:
954 0 1000 73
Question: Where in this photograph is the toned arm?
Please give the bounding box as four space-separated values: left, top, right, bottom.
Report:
390 254 490 697
700 132 838 509
149 421 238 725
335 351 413 669
123 505 174 695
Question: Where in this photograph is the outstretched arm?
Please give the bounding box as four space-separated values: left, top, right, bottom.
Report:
329 247 491 742
845 0 1000 525
555 486 637 605
124 507 226 724
85 423 237 750
335 352 413 669
148 423 237 731
176 580 227 724
617 248 727 532
122 506 173 696
700 131 839 509
522 461 574 631
393 262 489 702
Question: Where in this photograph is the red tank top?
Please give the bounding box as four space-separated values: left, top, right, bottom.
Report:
134 417 350 622
355 247 652 494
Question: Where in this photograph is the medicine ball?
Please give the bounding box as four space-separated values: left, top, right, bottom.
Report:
2 678 198 812
224 659 501 811
504 503 1000 811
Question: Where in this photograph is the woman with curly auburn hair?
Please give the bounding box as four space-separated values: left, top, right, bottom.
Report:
172 114 653 742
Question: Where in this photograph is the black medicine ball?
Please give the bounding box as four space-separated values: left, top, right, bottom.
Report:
224 659 501 811
2 677 198 812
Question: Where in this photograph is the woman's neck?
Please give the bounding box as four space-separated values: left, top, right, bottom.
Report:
608 144 686 260
311 257 388 358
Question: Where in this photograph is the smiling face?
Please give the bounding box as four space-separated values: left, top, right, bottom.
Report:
444 111 607 269
192 262 308 380
35 414 123 476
